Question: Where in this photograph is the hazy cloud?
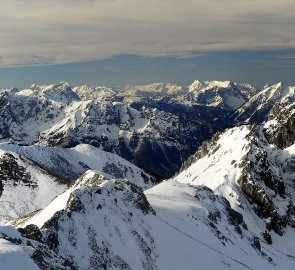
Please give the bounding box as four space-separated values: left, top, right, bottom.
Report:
1 0 295 66
278 55 295 59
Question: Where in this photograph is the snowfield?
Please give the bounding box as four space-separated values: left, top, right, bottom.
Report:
0 226 39 270
2 172 294 269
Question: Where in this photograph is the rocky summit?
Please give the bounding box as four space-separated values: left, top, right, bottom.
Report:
0 80 295 269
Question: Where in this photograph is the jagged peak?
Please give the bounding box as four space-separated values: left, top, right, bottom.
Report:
72 170 108 189
73 84 116 100
256 81 295 102
26 81 79 102
74 84 113 91
189 79 234 91
16 169 154 229
274 81 283 88
119 82 184 95
29 81 71 91
262 81 283 90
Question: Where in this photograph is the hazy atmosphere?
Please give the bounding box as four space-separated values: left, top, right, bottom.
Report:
1 0 295 87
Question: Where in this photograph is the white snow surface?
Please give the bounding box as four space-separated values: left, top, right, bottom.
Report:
146 180 295 270
0 143 155 227
0 143 155 189
0 238 38 270
175 125 251 211
0 226 38 270
0 149 67 225
175 122 295 258
19 171 106 228
6 173 295 270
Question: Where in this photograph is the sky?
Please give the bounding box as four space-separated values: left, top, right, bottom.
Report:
0 0 295 88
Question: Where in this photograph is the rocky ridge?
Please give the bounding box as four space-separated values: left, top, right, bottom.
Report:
2 170 294 269
0 80 261 179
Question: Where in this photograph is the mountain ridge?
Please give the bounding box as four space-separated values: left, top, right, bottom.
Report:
0 79 288 180
0 79 295 269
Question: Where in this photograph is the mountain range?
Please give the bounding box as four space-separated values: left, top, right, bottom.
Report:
0 80 295 269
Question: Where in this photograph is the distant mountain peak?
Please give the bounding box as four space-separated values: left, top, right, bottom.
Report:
0 79 294 269
189 79 233 90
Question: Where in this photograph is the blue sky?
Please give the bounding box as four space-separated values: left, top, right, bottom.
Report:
0 0 295 88
1 50 295 89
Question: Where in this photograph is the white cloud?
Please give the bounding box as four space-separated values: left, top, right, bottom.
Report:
0 0 295 66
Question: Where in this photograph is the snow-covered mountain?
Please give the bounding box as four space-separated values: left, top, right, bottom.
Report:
0 79 295 269
0 149 67 225
176 107 295 256
7 79 291 178
0 82 196 179
0 143 156 186
232 82 295 124
0 80 259 179
0 143 155 226
2 169 294 269
187 80 257 110
118 80 256 110
177 125 295 236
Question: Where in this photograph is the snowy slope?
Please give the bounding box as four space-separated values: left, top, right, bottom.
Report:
2 171 294 269
0 143 156 188
0 226 39 270
0 149 67 225
233 82 295 124
175 122 295 255
0 239 39 270
0 142 155 227
145 179 295 269
188 80 257 110
176 125 251 207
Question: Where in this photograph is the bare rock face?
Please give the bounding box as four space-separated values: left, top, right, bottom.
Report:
18 224 43 242
233 129 294 235
0 153 35 192
264 103 295 148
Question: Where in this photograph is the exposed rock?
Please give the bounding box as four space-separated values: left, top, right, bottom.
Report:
252 236 261 251
0 153 35 190
264 103 295 148
263 230 272 245
18 224 43 242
